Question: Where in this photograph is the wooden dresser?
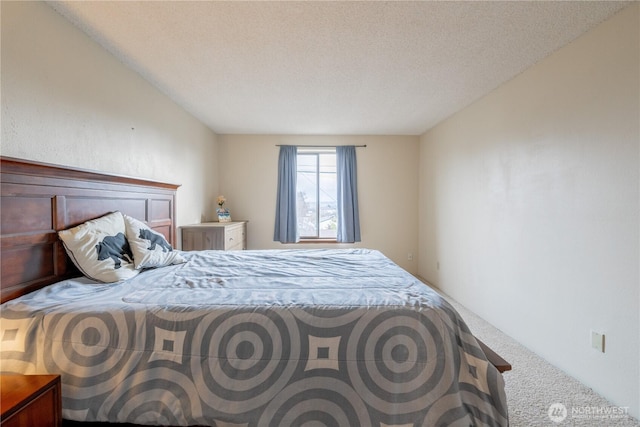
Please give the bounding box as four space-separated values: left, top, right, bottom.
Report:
1 374 62 427
181 221 247 251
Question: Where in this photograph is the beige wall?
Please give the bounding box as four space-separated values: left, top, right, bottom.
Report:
419 4 639 417
218 135 419 273
1 1 219 229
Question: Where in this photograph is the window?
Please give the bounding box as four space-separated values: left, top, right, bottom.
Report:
274 145 360 244
296 148 337 239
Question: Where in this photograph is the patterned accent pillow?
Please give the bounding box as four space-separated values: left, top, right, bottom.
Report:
58 211 139 283
123 214 185 269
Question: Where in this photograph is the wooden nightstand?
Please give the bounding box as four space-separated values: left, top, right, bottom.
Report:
1 374 62 427
181 221 247 251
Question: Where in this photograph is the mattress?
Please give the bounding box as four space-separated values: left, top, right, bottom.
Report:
0 248 508 426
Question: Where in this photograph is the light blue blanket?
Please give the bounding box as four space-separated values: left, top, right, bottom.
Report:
1 249 507 426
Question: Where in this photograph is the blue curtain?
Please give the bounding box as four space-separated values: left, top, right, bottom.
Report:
336 146 361 243
273 145 299 243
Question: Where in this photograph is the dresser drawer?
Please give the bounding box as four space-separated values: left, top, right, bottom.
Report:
224 224 246 250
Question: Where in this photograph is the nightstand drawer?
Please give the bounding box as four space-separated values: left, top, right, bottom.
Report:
1 374 61 427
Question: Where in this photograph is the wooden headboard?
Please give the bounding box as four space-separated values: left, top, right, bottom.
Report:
1 156 180 303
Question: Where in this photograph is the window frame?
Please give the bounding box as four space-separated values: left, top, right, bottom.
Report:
296 147 338 241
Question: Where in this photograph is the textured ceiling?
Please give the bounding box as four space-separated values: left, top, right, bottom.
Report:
48 1 628 136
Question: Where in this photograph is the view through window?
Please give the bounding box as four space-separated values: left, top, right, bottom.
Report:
296 148 337 239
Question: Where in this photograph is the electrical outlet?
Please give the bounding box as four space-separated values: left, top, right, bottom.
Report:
591 330 605 353
407 253 413 261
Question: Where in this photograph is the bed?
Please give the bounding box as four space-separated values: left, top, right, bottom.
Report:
0 157 508 426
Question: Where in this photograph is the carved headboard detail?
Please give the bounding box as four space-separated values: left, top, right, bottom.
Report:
1 156 179 303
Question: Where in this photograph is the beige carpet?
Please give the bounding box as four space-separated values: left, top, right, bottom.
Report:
433 287 639 426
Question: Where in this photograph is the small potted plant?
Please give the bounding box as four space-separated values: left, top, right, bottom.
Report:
216 195 231 222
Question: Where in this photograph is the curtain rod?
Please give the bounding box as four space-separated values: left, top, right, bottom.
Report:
275 144 367 147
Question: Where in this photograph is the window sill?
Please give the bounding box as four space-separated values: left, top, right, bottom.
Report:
298 239 338 244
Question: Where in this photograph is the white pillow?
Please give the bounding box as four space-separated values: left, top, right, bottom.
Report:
123 214 185 269
58 211 139 283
